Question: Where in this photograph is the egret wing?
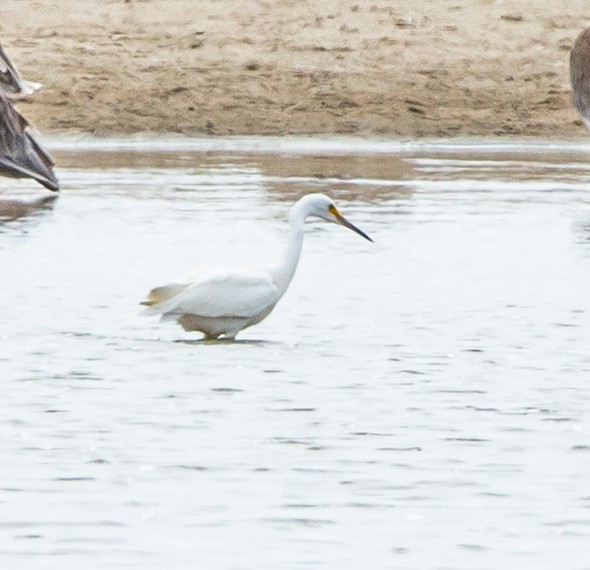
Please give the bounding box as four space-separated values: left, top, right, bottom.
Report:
143 270 279 319
141 283 189 307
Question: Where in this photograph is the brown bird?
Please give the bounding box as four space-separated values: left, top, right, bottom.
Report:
570 28 590 129
0 42 59 192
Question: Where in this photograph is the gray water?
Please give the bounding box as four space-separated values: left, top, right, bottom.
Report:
1 137 589 569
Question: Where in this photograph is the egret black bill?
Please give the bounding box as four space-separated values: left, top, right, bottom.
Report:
329 205 373 242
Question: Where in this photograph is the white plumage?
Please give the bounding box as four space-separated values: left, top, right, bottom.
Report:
141 193 372 339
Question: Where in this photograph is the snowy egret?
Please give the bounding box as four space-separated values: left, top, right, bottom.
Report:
0 41 59 191
141 193 372 339
570 28 590 128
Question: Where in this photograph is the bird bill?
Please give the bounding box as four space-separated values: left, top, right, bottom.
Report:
329 205 373 242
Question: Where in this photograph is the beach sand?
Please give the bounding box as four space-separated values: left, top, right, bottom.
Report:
1 0 588 138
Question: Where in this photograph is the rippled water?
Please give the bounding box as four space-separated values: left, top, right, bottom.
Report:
1 138 590 569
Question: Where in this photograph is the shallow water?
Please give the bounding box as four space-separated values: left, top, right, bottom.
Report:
1 138 590 569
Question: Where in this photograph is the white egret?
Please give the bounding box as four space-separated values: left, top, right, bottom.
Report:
141 193 372 339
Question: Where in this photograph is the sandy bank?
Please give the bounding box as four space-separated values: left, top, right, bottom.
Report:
1 0 588 138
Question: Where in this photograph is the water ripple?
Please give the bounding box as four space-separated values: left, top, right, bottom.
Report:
1 139 589 570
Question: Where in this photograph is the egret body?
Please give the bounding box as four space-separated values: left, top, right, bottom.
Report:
141 194 372 339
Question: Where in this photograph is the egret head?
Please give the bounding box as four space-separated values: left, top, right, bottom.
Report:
305 193 373 242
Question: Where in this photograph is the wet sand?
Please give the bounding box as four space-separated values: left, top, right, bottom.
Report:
1 0 588 137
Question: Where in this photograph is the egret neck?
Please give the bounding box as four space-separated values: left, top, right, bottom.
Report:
270 198 311 296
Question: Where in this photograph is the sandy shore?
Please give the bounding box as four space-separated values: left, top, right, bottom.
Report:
1 0 589 138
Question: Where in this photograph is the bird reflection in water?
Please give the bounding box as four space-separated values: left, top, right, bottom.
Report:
0 193 58 223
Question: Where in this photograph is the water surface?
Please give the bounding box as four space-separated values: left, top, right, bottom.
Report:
1 138 590 569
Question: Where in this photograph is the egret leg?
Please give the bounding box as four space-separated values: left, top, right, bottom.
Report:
203 332 221 341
